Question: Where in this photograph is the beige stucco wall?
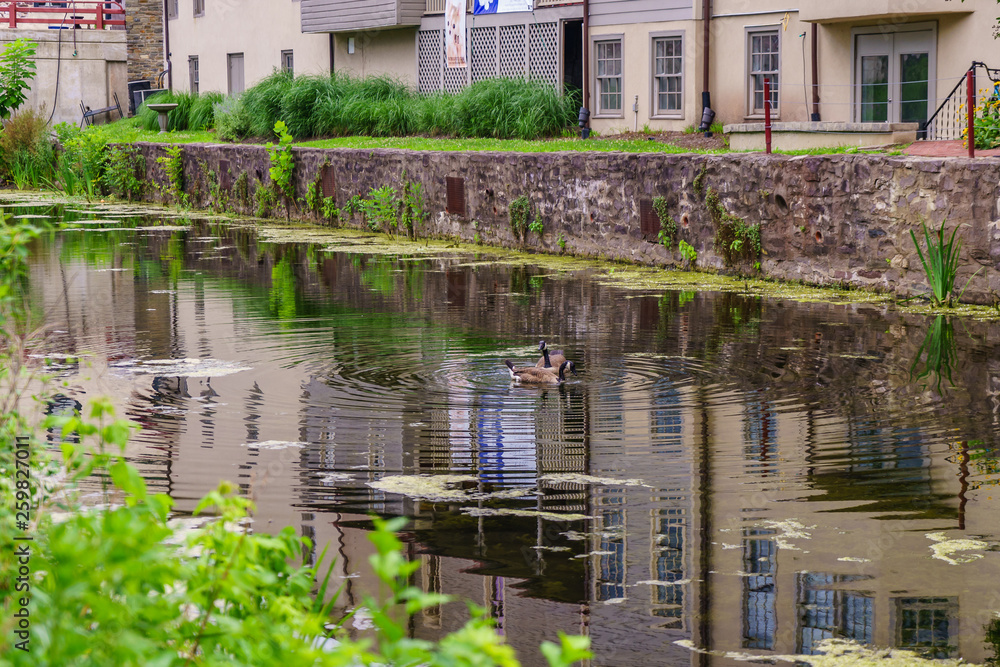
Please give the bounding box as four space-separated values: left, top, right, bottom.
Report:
588 19 702 135
1 28 127 127
168 0 330 94
332 28 418 85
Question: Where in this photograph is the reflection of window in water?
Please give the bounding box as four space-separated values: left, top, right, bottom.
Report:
895 597 958 659
652 507 686 627
743 530 777 649
598 490 625 601
743 399 776 467
45 394 83 444
797 572 874 654
421 555 442 629
650 380 682 456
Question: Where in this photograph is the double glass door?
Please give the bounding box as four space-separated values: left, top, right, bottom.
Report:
856 30 934 125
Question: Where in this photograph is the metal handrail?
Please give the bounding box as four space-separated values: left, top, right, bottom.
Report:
0 1 125 30
425 0 577 13
920 61 994 141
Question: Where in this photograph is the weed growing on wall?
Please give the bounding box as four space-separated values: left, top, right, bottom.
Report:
254 180 277 218
267 121 296 214
679 240 698 267
509 195 533 242
400 180 427 239
361 185 400 235
652 196 676 248
156 145 186 205
100 145 145 201
706 187 760 265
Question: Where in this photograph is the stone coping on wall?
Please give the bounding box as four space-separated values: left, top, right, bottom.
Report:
725 122 920 152
127 142 1000 304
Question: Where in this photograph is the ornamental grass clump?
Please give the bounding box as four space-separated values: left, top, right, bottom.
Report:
910 219 981 307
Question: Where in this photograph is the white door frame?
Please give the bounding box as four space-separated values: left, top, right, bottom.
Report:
850 21 937 124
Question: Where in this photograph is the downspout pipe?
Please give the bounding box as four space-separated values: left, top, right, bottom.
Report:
579 0 591 139
163 0 172 90
811 23 820 120
698 0 715 134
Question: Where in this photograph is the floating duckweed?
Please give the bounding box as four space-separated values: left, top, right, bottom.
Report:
462 507 591 521
539 473 649 487
367 474 536 503
926 532 989 565
674 637 980 666
837 557 872 563
242 441 307 450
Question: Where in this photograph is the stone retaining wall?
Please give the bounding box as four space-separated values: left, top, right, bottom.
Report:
130 142 1000 304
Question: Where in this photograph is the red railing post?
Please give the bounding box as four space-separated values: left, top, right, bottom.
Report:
9 1 17 29
967 68 976 158
764 77 772 154
96 2 104 30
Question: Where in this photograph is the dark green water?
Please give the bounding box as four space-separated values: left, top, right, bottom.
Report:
12 197 1000 666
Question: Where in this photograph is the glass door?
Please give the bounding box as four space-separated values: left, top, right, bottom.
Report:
856 34 891 122
855 29 935 124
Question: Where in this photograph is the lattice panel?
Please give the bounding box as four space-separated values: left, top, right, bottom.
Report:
471 26 498 83
418 30 443 94
443 60 467 93
529 22 559 88
499 25 526 79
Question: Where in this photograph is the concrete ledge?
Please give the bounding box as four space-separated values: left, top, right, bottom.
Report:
724 122 920 151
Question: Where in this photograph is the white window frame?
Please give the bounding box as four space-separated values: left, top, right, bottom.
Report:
167 0 178 20
594 35 624 118
188 56 199 94
651 31 684 119
746 27 780 118
281 50 294 76
193 0 205 18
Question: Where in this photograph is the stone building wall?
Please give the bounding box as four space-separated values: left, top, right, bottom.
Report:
128 142 1000 304
126 0 164 83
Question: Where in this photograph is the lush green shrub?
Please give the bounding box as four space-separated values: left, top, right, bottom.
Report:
189 91 224 130
229 73 575 141
134 91 223 132
0 38 37 120
242 70 295 137
213 95 252 141
0 107 55 188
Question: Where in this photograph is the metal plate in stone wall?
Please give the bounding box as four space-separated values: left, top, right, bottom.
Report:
446 177 466 217
321 164 336 199
219 160 232 190
639 199 658 242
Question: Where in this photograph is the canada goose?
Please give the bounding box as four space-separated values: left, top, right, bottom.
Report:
535 340 569 368
505 359 572 385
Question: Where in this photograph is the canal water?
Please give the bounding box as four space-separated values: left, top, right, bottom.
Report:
10 196 1000 666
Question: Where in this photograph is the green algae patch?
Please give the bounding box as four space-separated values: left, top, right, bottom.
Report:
673 638 982 666
367 474 535 502
539 473 650 488
461 507 592 521
926 531 990 565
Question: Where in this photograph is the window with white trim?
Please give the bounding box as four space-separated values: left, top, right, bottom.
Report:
748 30 779 115
189 56 199 94
653 35 683 116
167 0 178 19
596 39 623 115
194 0 205 18
281 50 294 76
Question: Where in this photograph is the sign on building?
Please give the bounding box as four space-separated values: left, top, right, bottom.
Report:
473 0 533 15
446 0 467 68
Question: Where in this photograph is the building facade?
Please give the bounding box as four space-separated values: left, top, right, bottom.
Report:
166 0 331 95
159 1 998 138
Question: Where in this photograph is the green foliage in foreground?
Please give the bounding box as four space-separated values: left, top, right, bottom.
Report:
0 218 590 667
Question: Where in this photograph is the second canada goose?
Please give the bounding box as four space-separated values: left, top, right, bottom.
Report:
505 359 572 384
536 340 575 373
